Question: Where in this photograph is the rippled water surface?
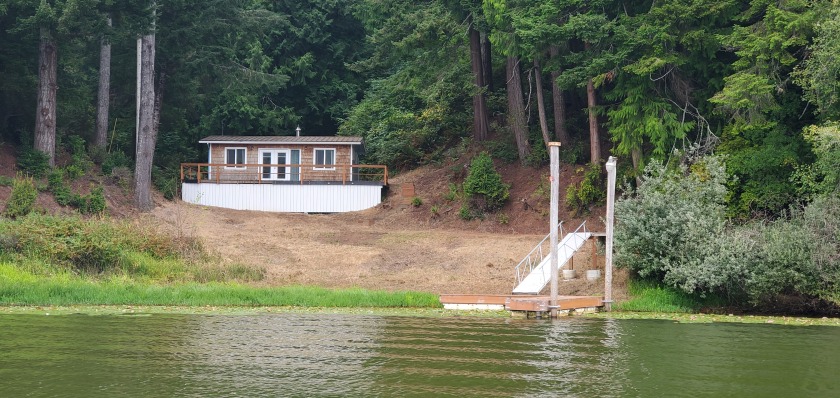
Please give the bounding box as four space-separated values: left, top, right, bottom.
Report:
2 313 840 397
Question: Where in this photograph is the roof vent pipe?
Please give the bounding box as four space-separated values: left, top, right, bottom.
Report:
296 126 301 137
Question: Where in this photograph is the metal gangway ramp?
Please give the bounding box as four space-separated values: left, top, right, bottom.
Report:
512 221 591 295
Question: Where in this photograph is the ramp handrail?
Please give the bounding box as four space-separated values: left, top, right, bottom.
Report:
514 220 588 286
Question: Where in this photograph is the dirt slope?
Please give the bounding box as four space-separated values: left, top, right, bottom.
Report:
3 141 617 296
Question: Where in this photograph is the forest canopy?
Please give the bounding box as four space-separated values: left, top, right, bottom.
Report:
0 0 838 217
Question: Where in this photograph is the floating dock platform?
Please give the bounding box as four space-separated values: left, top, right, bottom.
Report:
439 294 603 316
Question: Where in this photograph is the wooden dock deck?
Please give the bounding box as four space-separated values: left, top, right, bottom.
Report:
440 294 603 316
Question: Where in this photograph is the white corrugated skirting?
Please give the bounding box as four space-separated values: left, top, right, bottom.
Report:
181 183 383 213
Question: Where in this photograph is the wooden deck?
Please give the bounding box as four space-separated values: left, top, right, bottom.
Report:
440 294 603 315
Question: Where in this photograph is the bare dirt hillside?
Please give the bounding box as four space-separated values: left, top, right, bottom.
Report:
2 141 620 297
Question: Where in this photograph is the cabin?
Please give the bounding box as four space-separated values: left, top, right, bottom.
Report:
180 135 387 213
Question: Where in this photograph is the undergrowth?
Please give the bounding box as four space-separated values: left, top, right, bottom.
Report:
0 264 440 308
0 214 261 283
614 279 726 313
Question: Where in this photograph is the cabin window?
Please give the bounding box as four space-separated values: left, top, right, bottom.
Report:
313 148 336 170
224 147 247 169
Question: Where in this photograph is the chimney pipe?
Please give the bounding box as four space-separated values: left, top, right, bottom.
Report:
296 126 301 137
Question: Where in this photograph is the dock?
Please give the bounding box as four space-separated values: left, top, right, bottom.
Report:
440 294 603 316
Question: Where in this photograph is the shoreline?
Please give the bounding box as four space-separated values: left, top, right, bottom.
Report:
2 305 840 326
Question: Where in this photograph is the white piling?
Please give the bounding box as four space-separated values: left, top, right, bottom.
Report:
549 142 561 318
604 156 617 311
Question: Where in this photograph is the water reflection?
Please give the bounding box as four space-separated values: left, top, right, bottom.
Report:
2 314 840 397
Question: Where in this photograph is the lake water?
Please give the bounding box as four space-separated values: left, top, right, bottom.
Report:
2 313 839 397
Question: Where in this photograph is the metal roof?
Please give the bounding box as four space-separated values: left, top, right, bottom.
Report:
199 135 363 145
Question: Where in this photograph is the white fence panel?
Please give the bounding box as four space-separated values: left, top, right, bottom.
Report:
182 183 383 213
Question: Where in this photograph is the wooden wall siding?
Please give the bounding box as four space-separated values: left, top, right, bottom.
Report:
182 183 383 213
209 144 355 182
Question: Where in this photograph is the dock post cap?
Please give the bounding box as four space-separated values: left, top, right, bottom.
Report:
605 156 617 171
548 142 562 147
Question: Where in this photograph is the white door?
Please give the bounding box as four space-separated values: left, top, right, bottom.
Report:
259 149 291 181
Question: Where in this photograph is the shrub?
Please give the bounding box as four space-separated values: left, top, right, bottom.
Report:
81 185 107 215
443 183 461 201
102 150 131 175
4 175 38 218
152 167 179 200
48 169 79 207
565 164 605 215
614 156 744 294
16 149 50 178
462 152 510 215
65 135 86 158
410 196 423 207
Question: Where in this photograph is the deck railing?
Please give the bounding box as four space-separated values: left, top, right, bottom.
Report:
180 163 388 185
514 220 588 286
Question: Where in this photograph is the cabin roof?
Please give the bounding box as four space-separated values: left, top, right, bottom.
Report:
199 135 363 145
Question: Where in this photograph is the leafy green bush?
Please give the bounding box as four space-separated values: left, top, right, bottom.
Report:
48 169 79 207
16 149 50 178
65 135 86 158
792 122 840 200
485 137 519 163
614 156 745 294
565 164 605 215
1 214 184 274
153 166 179 200
4 175 38 218
102 150 131 175
462 152 510 217
744 195 840 305
410 196 422 207
81 185 107 215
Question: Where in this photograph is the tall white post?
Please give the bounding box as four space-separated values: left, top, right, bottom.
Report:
604 156 617 311
549 142 561 318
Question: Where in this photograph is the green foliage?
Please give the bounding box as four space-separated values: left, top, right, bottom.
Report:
742 195 840 306
102 150 131 176
792 122 840 199
81 185 106 215
4 175 37 218
462 152 510 216
718 121 809 217
410 196 423 207
48 169 78 207
795 3 840 120
444 183 461 202
340 0 471 169
615 156 740 294
16 149 50 178
485 137 519 163
614 279 727 313
153 167 179 200
565 164 605 215
0 214 185 275
0 176 13 187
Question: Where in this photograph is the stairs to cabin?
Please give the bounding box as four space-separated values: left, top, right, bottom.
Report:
512 221 590 295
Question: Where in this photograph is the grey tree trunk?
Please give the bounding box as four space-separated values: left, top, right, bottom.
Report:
586 77 600 164
135 32 156 211
469 24 488 141
95 16 112 149
480 32 493 92
534 58 550 147
585 43 601 165
506 56 530 161
549 46 569 145
35 27 57 166
631 147 642 186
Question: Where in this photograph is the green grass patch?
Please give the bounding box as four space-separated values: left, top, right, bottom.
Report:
0 214 263 283
0 266 440 308
614 278 726 313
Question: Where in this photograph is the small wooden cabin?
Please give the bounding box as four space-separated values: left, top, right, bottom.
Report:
180 135 387 213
